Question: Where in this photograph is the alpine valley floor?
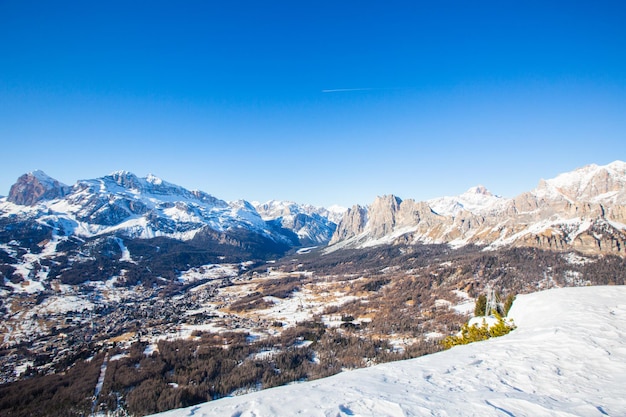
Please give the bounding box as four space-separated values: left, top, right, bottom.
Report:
151 286 626 417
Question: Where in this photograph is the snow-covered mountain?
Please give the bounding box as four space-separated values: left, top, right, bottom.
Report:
330 161 626 255
1 171 342 245
428 184 506 216
253 200 345 246
149 285 626 417
535 160 626 204
3 170 271 241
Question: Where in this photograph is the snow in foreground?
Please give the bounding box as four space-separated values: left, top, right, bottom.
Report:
151 286 626 417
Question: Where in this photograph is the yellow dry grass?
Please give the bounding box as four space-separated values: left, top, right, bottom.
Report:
109 332 136 343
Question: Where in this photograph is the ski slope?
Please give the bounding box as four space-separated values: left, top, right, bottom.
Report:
151 286 626 417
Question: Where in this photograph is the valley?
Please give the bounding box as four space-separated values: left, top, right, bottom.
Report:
2 241 625 416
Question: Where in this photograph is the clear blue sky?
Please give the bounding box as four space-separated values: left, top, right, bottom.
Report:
1 1 625 207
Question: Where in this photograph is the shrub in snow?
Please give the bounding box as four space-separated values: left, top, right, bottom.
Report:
474 294 487 316
441 313 516 349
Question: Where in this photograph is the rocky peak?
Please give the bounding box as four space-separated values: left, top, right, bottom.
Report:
371 194 402 210
107 171 143 191
7 170 70 206
329 196 445 246
463 185 493 197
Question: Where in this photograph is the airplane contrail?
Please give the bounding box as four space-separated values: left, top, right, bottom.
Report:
321 88 375 93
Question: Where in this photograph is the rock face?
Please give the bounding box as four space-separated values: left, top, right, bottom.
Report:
329 161 626 256
366 195 401 237
329 205 368 244
7 170 70 206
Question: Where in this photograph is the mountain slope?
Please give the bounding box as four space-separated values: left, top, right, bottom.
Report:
330 161 626 255
151 285 626 417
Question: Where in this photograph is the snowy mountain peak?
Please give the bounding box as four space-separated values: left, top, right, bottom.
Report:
106 170 143 191
252 200 299 219
90 172 224 207
146 173 163 185
463 184 493 197
326 204 348 214
229 199 259 214
607 160 626 172
1 171 343 250
29 170 64 187
428 185 503 217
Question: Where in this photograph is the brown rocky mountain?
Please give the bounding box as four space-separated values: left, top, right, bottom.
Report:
329 161 626 255
7 170 71 206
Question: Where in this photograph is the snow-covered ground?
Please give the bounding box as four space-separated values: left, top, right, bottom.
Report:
150 285 626 417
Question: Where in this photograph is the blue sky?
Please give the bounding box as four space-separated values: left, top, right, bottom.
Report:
1 1 625 207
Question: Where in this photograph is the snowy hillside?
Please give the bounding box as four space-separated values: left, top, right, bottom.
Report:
151 286 626 417
0 171 342 297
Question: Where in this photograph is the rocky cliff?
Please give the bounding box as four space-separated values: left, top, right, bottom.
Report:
7 170 71 206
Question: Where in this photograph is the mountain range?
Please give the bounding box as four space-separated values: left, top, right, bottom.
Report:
331 160 626 255
1 161 625 292
3 170 339 247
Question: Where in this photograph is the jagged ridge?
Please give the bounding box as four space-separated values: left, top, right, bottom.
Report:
329 161 626 255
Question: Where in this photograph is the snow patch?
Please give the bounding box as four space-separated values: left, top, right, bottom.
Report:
109 353 130 361
144 344 159 356
562 252 594 265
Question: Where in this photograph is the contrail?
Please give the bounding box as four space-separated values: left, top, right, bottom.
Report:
321 88 375 93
